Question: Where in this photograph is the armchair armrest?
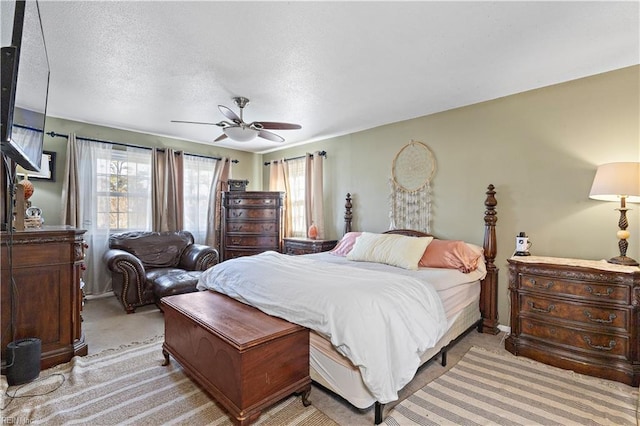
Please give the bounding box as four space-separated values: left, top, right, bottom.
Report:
179 244 219 271
104 248 146 277
104 248 150 313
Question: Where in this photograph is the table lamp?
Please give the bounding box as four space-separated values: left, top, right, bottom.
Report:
589 162 640 266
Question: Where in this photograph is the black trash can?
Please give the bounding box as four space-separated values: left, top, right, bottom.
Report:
6 338 41 386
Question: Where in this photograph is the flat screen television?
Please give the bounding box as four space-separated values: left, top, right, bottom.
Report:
1 0 50 172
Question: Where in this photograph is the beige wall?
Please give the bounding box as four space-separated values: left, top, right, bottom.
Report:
27 65 639 327
263 66 640 326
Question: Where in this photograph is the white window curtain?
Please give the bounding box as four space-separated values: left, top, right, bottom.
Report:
183 154 218 244
286 157 306 237
63 137 152 296
305 151 325 239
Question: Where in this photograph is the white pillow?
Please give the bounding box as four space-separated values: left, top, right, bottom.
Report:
347 232 434 270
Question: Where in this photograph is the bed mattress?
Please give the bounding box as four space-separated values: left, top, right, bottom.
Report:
197 250 484 407
309 285 481 409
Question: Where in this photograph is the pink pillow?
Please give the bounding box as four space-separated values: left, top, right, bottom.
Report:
330 232 363 256
419 239 482 273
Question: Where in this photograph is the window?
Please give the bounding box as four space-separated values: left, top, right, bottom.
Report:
183 154 217 244
95 148 152 233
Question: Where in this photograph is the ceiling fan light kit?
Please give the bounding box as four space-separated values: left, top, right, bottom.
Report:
223 126 259 142
172 96 301 143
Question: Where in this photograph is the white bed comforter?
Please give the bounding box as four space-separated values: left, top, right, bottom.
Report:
197 251 448 404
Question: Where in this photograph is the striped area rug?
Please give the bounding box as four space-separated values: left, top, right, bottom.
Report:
1 337 337 425
385 346 638 426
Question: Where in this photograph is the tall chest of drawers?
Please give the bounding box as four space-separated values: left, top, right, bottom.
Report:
505 256 640 386
221 191 284 261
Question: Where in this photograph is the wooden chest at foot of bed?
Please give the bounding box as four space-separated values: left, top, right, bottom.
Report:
161 291 311 425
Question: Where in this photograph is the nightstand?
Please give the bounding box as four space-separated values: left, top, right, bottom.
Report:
505 255 640 386
283 237 338 255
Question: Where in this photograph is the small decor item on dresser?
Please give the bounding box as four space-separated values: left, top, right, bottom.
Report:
24 206 43 229
514 232 531 256
17 176 34 200
308 222 318 239
13 176 35 231
227 179 248 191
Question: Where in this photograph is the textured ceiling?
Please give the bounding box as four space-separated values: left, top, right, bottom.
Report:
11 1 640 153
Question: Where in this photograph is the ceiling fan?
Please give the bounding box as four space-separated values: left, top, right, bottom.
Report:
171 97 301 143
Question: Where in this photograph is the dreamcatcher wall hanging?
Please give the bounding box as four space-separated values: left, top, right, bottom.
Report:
389 140 436 233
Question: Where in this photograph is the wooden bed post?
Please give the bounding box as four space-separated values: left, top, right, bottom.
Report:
344 193 352 234
479 184 499 334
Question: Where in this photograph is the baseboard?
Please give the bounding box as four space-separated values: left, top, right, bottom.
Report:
85 291 114 301
498 324 511 334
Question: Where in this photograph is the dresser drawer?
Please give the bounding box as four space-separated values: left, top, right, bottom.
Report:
226 222 278 233
225 235 278 248
520 294 628 330
520 317 627 357
226 208 277 220
520 273 628 303
226 197 279 207
224 248 276 259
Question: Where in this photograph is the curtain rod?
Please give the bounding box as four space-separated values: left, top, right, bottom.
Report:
263 150 327 166
40 128 239 163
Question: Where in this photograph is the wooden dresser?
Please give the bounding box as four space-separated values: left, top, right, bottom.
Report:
1 226 88 370
505 256 640 386
221 191 284 261
283 237 338 255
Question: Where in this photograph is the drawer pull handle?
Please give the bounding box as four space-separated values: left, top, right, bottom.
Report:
583 336 616 351
527 301 555 313
233 199 243 204
529 279 554 289
584 311 616 324
231 238 241 244
232 211 243 217
585 286 613 298
232 225 243 231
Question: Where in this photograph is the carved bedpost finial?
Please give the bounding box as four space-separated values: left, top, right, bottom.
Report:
344 193 352 234
484 184 497 227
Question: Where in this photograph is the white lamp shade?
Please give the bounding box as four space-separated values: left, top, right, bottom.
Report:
589 162 640 203
223 126 258 142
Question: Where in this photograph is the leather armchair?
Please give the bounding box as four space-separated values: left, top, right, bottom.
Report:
104 230 218 313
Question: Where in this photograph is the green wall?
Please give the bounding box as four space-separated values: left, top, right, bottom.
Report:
28 65 640 327
262 66 640 326
29 117 261 226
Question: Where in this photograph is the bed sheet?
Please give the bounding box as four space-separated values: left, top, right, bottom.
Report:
198 250 452 403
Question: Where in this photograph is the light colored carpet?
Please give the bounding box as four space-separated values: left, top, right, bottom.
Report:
384 346 638 426
1 337 338 425
79 294 509 425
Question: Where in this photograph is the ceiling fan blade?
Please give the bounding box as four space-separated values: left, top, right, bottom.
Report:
253 121 302 130
214 133 228 142
218 105 242 124
171 120 219 126
258 130 285 142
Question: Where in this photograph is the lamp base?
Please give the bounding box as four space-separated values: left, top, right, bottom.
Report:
607 255 639 267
